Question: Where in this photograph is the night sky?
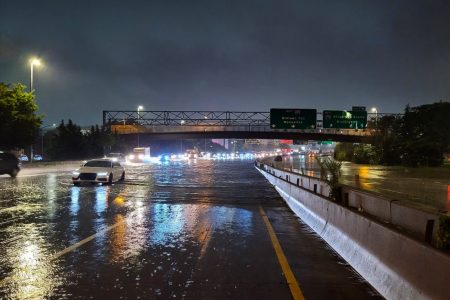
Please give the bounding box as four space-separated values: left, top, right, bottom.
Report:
1 0 449 125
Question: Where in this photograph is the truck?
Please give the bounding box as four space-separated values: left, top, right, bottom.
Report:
127 147 151 163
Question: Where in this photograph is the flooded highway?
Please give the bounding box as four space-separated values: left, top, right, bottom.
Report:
0 159 380 299
277 156 450 212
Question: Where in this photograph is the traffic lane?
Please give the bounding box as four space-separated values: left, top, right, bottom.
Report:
265 206 382 300
183 204 293 300
25 203 293 299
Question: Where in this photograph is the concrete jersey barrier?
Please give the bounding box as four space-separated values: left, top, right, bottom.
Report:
255 161 450 300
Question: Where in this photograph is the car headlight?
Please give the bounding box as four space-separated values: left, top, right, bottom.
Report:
138 154 144 159
97 172 108 176
128 154 135 159
72 171 80 176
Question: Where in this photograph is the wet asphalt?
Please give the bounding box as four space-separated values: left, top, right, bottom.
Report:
0 159 381 299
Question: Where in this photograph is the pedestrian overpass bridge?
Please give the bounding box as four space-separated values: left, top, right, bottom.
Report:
103 110 383 143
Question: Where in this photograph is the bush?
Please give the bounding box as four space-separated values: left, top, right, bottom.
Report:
436 215 450 251
316 157 342 201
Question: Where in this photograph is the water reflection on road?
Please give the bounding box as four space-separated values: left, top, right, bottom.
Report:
0 159 272 298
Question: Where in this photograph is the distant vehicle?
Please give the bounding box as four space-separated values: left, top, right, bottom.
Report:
158 153 172 162
33 154 43 161
18 154 29 162
127 147 151 163
0 152 21 177
274 155 283 162
185 148 200 159
105 152 126 162
72 159 125 186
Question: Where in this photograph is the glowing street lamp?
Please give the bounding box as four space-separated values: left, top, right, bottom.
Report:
371 107 378 129
137 105 143 147
30 57 42 92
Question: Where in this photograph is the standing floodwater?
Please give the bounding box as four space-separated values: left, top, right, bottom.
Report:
277 155 450 212
0 159 380 299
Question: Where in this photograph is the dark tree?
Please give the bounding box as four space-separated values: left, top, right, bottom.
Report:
47 120 86 159
372 115 403 165
0 83 42 150
400 102 450 167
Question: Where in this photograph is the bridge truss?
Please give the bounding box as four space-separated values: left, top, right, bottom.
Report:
102 110 401 142
103 111 272 126
103 110 392 127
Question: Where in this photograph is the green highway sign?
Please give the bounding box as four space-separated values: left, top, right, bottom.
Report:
270 109 317 129
318 141 333 145
322 110 367 129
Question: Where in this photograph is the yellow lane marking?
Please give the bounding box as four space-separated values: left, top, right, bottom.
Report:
259 206 305 300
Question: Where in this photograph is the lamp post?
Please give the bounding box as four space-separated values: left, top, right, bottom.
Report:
371 107 378 129
137 105 143 147
41 123 56 159
30 58 41 92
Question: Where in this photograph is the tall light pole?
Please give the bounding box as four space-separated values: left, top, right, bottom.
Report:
29 58 42 162
137 105 143 147
41 123 56 158
30 58 41 92
371 107 378 129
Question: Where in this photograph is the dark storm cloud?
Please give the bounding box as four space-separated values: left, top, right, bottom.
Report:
1 0 449 125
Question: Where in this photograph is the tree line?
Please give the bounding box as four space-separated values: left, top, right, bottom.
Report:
334 101 450 167
44 120 125 160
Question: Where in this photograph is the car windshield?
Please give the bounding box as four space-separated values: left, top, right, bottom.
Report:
84 160 111 168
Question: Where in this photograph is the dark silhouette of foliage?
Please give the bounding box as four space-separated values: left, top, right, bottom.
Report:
336 101 450 167
46 120 121 160
399 102 450 167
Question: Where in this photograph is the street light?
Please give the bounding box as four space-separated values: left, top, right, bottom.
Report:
371 107 378 129
30 57 42 92
41 123 56 158
137 105 143 147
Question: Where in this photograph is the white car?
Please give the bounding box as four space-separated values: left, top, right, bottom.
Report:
33 154 43 161
18 154 29 162
72 159 125 186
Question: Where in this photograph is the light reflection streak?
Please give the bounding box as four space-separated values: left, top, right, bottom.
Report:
6 225 57 299
46 174 57 218
93 186 110 255
150 204 184 245
95 186 109 215
357 166 371 189
109 183 152 262
110 214 126 262
70 187 80 216
447 185 450 211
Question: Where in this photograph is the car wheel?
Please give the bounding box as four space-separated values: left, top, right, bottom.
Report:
9 168 19 178
120 171 125 181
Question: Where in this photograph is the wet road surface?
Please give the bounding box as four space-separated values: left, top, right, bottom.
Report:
0 160 381 299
